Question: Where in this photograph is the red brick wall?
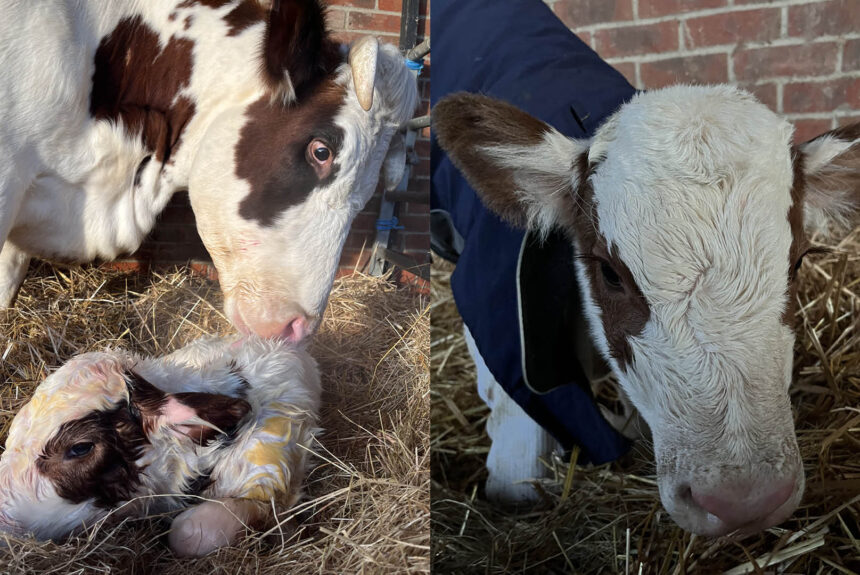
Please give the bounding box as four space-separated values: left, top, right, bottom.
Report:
128 1 430 279
546 0 860 143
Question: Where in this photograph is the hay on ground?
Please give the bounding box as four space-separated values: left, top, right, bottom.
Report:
0 263 429 574
431 228 860 574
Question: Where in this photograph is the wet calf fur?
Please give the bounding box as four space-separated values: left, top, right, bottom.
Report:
433 86 860 535
0 0 418 341
0 336 320 557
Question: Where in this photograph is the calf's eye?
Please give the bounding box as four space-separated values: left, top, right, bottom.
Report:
65 442 95 459
313 146 330 162
600 260 624 291
306 139 334 179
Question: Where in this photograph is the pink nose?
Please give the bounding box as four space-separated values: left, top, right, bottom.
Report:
691 478 795 531
248 315 309 342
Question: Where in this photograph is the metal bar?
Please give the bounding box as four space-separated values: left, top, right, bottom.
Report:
406 38 430 61
399 0 420 52
404 115 430 131
379 247 430 282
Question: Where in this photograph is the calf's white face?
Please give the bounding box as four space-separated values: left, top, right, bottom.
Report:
433 86 860 535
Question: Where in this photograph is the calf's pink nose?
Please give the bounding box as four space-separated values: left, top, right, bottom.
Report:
248 315 309 342
691 479 795 530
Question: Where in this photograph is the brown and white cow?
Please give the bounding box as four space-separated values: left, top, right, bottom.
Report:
0 0 418 341
433 86 860 536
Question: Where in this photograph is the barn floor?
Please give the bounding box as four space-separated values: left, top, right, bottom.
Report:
0 263 429 574
431 228 860 574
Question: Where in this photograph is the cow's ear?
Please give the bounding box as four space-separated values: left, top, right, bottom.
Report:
797 123 860 233
125 371 251 445
263 0 339 101
433 93 589 238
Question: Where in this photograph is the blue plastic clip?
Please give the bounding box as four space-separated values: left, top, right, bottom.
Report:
405 58 424 72
376 217 405 231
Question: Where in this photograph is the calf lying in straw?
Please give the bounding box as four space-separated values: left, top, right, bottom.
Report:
0 336 320 557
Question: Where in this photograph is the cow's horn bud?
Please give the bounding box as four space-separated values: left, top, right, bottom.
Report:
349 36 378 111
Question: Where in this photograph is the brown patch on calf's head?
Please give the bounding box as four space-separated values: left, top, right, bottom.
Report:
262 0 340 101
90 16 196 164
37 407 146 508
236 83 346 226
569 156 650 368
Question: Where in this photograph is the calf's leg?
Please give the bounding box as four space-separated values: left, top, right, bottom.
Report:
465 326 561 504
0 242 30 308
169 497 272 557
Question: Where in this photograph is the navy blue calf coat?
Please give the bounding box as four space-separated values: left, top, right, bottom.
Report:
431 0 636 463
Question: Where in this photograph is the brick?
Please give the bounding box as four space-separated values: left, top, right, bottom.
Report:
553 0 633 28
784 78 860 114
327 0 375 8
611 61 636 85
344 231 374 250
404 233 430 251
788 0 860 38
733 43 839 82
792 118 834 144
348 12 402 34
738 82 778 111
399 213 430 232
683 8 780 48
325 7 347 31
846 39 860 72
640 54 728 87
404 201 429 215
414 140 430 159
351 213 377 232
838 115 860 128
592 21 678 59
638 0 724 18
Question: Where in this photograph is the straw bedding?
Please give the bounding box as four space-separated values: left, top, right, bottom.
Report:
0 263 429 574
431 228 860 574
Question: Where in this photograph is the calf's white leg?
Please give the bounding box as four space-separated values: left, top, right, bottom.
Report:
0 242 30 308
465 326 561 504
169 498 271 557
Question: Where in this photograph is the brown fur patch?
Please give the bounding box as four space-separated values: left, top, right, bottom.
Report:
262 0 340 100
225 1 266 36
568 155 650 368
172 392 251 445
37 407 146 508
235 82 346 226
90 16 196 164
803 122 860 226
431 93 554 227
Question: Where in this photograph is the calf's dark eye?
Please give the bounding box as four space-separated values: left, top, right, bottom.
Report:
65 442 95 459
600 261 623 290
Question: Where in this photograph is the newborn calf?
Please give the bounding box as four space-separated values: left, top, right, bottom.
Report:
0 336 320 557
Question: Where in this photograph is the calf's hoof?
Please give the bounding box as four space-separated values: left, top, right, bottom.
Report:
169 501 245 557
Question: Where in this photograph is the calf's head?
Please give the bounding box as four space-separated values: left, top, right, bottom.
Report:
0 353 250 539
187 1 418 342
433 86 860 535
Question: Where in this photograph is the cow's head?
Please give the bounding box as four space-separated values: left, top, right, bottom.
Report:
433 86 860 536
0 352 250 539
188 1 418 342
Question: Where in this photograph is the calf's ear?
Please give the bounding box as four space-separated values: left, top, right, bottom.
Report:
126 372 251 446
797 123 860 233
432 92 589 237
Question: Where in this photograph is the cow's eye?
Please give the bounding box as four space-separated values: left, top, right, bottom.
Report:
307 140 332 164
600 260 623 291
65 442 94 459
313 146 330 162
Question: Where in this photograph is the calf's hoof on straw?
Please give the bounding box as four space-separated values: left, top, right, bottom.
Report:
169 500 249 557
